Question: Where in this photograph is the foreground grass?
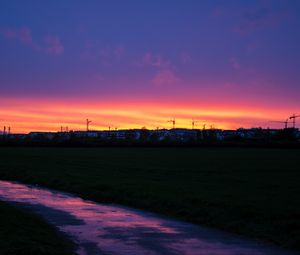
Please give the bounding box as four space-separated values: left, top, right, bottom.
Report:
0 147 299 250
0 201 74 255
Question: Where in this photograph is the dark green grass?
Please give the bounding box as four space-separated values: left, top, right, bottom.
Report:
0 201 75 255
0 147 299 250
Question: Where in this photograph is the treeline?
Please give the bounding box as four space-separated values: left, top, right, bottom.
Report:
0 128 299 148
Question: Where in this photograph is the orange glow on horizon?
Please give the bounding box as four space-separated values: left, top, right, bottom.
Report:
0 97 294 133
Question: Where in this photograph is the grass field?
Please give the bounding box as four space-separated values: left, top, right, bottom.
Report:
0 201 74 255
0 147 299 250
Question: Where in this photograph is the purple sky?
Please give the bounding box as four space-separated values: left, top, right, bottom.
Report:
0 0 300 132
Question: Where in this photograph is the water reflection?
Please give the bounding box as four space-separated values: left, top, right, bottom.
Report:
0 181 297 255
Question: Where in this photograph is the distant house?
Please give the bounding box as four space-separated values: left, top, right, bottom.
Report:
170 129 197 142
296 129 300 140
8 134 26 139
111 130 127 140
150 129 170 141
16 127 300 144
86 131 99 138
28 132 55 140
236 128 260 139
222 130 237 140
72 131 99 138
99 130 132 140
212 129 224 140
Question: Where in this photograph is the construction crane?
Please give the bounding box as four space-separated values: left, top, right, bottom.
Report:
289 114 300 128
60 126 69 132
192 120 200 129
108 125 118 131
86 119 92 132
270 119 289 129
167 119 176 129
192 120 209 129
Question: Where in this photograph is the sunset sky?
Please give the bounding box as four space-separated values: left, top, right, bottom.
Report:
1 0 300 133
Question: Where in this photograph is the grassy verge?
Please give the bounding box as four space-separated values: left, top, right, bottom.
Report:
0 147 299 250
0 201 75 255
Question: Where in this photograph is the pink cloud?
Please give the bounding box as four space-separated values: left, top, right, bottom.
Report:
0 27 39 50
0 27 64 56
18 27 33 44
152 70 180 86
142 52 170 68
44 36 64 55
153 55 169 68
1 28 17 39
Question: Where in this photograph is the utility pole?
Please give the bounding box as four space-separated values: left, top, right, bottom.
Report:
192 120 196 129
86 119 92 132
289 114 300 128
192 120 205 129
167 119 175 129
